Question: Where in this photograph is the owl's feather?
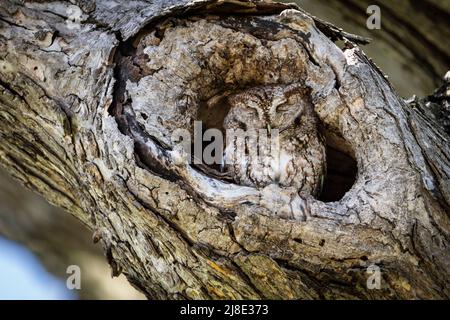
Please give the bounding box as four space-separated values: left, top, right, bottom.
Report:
222 84 326 196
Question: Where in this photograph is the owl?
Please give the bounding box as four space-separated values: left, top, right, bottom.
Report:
222 84 326 196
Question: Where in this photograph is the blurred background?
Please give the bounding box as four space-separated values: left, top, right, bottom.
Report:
0 169 145 299
294 0 449 97
0 0 448 299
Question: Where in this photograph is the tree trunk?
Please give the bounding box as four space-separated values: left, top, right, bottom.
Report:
289 0 450 97
0 0 448 299
0 169 145 300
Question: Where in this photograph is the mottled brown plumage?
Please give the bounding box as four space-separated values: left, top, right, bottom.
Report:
222 84 326 196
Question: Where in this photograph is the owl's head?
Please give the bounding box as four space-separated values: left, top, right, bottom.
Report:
225 84 308 131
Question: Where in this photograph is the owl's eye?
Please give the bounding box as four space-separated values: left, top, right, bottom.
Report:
247 106 259 116
275 103 292 113
243 103 260 117
237 121 247 131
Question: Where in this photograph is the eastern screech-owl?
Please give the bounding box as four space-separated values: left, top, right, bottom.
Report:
222 84 326 196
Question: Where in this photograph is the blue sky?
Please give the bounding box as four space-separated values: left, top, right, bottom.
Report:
0 237 77 300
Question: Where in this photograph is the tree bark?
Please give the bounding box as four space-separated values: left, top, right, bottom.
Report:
0 0 448 299
291 0 450 97
0 168 145 300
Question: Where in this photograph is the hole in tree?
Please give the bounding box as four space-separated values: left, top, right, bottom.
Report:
319 131 358 202
193 95 359 197
189 93 234 176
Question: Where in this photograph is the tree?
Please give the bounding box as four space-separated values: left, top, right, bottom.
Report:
0 0 448 299
0 169 145 299
297 0 450 98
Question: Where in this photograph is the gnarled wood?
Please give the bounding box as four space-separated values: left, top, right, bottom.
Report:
0 0 448 299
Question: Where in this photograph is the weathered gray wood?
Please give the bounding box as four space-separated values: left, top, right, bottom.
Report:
289 0 450 97
0 0 448 299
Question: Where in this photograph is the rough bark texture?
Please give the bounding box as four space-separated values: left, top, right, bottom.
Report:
0 169 145 299
0 0 449 299
292 0 450 97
